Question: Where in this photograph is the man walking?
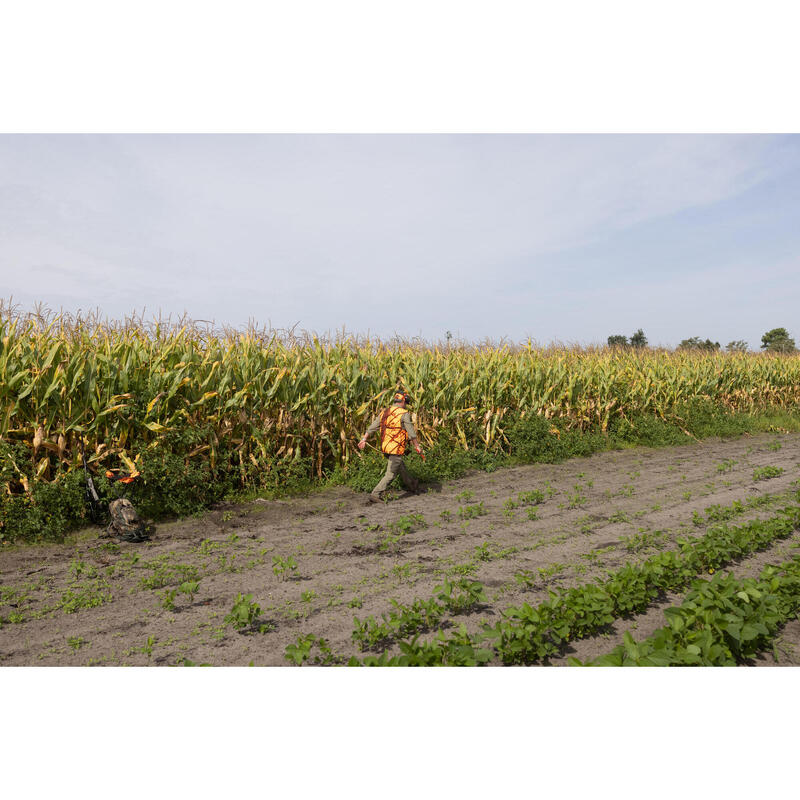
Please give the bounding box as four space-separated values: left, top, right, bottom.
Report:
358 391 423 502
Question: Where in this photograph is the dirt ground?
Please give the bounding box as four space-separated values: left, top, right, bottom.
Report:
2 431 800 667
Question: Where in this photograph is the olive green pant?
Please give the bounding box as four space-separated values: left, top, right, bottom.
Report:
372 455 415 495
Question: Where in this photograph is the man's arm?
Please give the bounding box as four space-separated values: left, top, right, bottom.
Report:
402 412 423 454
358 414 382 450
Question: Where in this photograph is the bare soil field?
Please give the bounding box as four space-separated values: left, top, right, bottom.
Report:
2 432 800 667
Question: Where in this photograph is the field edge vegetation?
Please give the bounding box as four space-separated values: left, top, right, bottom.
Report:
2 307 800 543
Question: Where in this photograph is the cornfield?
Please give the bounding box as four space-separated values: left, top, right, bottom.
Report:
2 305 800 492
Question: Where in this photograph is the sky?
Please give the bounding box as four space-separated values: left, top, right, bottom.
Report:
1 133 798 349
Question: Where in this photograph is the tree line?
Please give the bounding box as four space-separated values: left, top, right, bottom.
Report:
606 327 797 353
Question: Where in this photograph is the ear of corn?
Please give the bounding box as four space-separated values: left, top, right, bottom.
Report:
2 306 799 494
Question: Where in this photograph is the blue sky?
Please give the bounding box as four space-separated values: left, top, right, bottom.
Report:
1 134 798 349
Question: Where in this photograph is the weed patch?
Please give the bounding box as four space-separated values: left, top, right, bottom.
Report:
754 466 784 481
224 593 273 634
61 580 112 614
140 562 200 590
458 502 487 520
272 555 299 579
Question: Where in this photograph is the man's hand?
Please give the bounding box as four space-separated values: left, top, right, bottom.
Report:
358 438 366 451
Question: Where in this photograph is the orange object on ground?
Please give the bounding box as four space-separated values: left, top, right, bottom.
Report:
105 469 140 484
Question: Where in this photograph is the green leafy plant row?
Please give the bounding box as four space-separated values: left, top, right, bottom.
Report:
282 579 487 664
350 579 487 651
352 498 800 666
485 503 800 665
576 556 800 665
351 626 495 666
692 491 778 527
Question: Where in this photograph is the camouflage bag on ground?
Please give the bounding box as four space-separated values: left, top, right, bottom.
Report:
105 498 150 543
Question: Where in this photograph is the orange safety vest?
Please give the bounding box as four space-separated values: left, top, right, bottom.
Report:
379 405 409 455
